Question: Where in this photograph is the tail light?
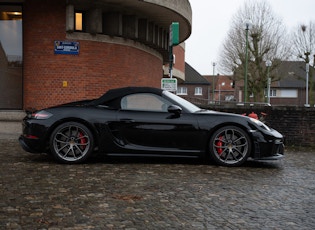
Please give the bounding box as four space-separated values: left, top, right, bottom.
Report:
28 110 53 119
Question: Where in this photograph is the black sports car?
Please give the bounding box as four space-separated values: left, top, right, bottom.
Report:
19 87 284 166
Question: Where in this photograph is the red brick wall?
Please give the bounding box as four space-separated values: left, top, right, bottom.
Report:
213 106 315 148
23 0 163 109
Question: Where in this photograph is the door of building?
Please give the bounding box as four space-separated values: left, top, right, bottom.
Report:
0 4 22 109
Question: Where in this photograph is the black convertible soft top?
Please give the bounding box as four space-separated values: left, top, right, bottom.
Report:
90 87 164 106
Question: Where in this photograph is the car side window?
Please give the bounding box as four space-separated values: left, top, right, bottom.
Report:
121 93 171 112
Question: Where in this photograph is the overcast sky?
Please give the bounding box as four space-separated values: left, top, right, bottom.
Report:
185 0 315 75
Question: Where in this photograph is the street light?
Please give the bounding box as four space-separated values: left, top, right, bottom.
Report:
212 62 216 103
265 60 272 104
244 20 252 103
305 62 310 107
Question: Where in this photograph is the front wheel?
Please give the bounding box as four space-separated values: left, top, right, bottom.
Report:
50 122 94 163
209 126 251 166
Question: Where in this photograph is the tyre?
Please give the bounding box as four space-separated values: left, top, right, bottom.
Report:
50 122 94 163
209 126 251 166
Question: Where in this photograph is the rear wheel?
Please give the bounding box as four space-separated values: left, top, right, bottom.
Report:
209 126 251 166
50 122 94 163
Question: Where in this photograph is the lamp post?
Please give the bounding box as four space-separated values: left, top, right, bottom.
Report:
303 51 311 107
244 20 251 103
305 62 310 107
265 60 272 104
212 62 216 103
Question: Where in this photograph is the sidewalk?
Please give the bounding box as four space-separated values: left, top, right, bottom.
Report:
0 111 25 140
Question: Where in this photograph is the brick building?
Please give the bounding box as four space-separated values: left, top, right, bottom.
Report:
0 0 192 110
178 63 235 105
177 63 211 105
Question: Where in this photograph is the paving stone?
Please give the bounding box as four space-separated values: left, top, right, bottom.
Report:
0 139 314 229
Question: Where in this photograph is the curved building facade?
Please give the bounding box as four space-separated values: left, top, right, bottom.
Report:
0 0 192 109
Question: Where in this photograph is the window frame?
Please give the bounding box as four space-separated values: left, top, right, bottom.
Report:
194 87 202 96
177 87 187 95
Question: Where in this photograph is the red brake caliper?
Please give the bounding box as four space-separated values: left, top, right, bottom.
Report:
216 136 223 155
79 132 87 150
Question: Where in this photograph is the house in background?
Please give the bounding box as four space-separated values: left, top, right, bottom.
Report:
178 62 235 105
204 74 235 103
233 61 313 106
271 61 311 106
177 63 211 105
181 61 313 107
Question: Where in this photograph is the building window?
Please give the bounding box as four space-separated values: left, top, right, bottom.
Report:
270 89 277 97
177 87 187 95
265 89 278 97
75 11 85 31
195 87 202 95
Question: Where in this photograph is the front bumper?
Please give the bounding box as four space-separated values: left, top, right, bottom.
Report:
252 139 284 160
250 127 285 161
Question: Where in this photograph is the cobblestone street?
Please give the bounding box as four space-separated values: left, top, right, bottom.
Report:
1 138 314 229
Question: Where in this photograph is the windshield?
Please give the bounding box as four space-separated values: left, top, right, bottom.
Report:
163 91 201 113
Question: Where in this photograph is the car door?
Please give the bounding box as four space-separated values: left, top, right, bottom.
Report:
113 93 202 155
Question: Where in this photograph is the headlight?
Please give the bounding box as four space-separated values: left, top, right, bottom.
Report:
250 118 271 131
29 110 53 119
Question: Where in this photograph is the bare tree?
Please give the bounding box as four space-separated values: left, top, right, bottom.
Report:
290 21 315 104
291 22 315 63
218 0 290 102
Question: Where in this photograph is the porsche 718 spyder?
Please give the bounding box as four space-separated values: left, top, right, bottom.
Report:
19 87 284 166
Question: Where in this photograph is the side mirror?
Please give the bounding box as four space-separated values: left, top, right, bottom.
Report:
167 105 182 116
